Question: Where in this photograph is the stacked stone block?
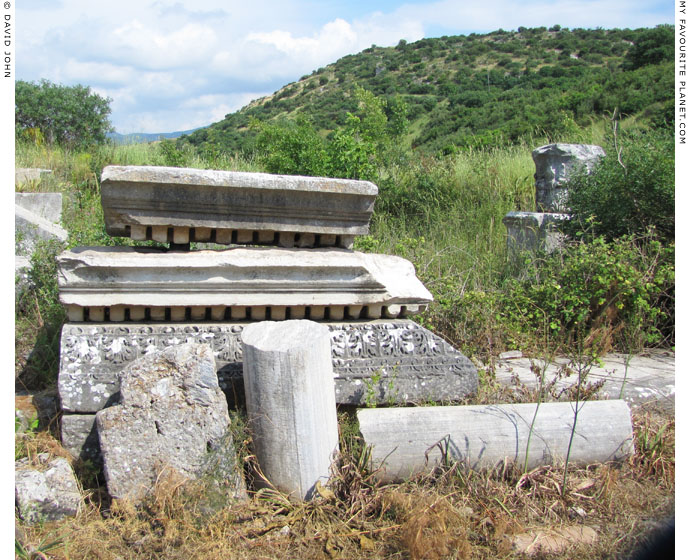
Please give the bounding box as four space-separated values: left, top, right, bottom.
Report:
57 166 478 469
503 144 605 254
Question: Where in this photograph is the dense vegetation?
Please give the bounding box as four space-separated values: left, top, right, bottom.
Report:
179 25 674 155
15 80 114 148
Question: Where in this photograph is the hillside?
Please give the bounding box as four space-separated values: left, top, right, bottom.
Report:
108 128 199 144
178 25 674 155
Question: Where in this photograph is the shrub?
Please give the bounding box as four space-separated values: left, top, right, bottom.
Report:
624 25 674 70
564 129 674 241
500 232 674 351
15 80 113 148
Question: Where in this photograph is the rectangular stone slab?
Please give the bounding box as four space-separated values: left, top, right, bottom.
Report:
58 320 478 413
358 400 634 481
100 166 377 247
57 246 432 320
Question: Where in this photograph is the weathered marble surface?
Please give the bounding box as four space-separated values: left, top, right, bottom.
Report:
58 320 478 412
15 205 68 256
57 246 432 321
242 321 338 500
15 193 63 224
100 165 377 248
96 343 246 501
15 168 52 185
502 211 568 254
358 400 634 481
15 454 81 524
532 144 605 212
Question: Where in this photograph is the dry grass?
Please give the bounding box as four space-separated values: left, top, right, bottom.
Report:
15 403 674 560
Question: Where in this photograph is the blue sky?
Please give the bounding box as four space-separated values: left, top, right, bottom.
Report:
14 0 675 133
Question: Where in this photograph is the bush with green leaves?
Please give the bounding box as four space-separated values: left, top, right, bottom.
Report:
15 79 113 148
564 129 674 241
16 239 67 388
624 24 674 70
252 87 408 182
500 232 674 352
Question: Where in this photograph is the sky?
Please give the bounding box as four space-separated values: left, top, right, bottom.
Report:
14 0 674 134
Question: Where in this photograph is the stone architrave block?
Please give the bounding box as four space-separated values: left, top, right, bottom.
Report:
502 211 568 254
357 400 634 482
15 454 81 524
15 193 63 224
532 144 605 212
16 205 68 257
58 320 478 414
242 320 339 500
100 165 377 248
56 246 432 321
96 343 247 501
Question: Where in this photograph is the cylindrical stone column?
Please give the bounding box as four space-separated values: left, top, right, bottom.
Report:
241 320 339 500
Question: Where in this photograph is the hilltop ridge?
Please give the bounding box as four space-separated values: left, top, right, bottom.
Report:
178 25 674 155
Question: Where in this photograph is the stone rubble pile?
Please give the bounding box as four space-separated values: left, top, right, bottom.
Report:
56 165 478 499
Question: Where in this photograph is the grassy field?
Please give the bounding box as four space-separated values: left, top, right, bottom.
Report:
15 134 674 559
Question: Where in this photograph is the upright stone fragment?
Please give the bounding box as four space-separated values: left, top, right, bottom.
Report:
242 320 339 500
532 143 605 212
358 400 634 482
96 343 246 501
57 246 432 321
100 166 377 248
15 454 81 524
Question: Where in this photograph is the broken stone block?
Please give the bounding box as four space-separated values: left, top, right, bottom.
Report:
15 193 63 224
15 168 52 185
15 454 81 524
502 211 568 254
242 320 339 500
532 144 605 212
357 400 634 481
58 320 477 414
15 205 68 257
96 343 246 501
56 246 432 321
61 413 101 464
100 166 377 248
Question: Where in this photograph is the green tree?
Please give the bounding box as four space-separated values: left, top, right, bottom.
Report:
15 79 113 147
251 116 329 176
624 25 674 69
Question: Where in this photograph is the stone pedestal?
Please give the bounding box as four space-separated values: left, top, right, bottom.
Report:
242 321 339 500
503 143 604 254
502 211 568 254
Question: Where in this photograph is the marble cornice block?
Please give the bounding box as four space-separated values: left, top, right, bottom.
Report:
100 166 378 248
57 246 432 321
